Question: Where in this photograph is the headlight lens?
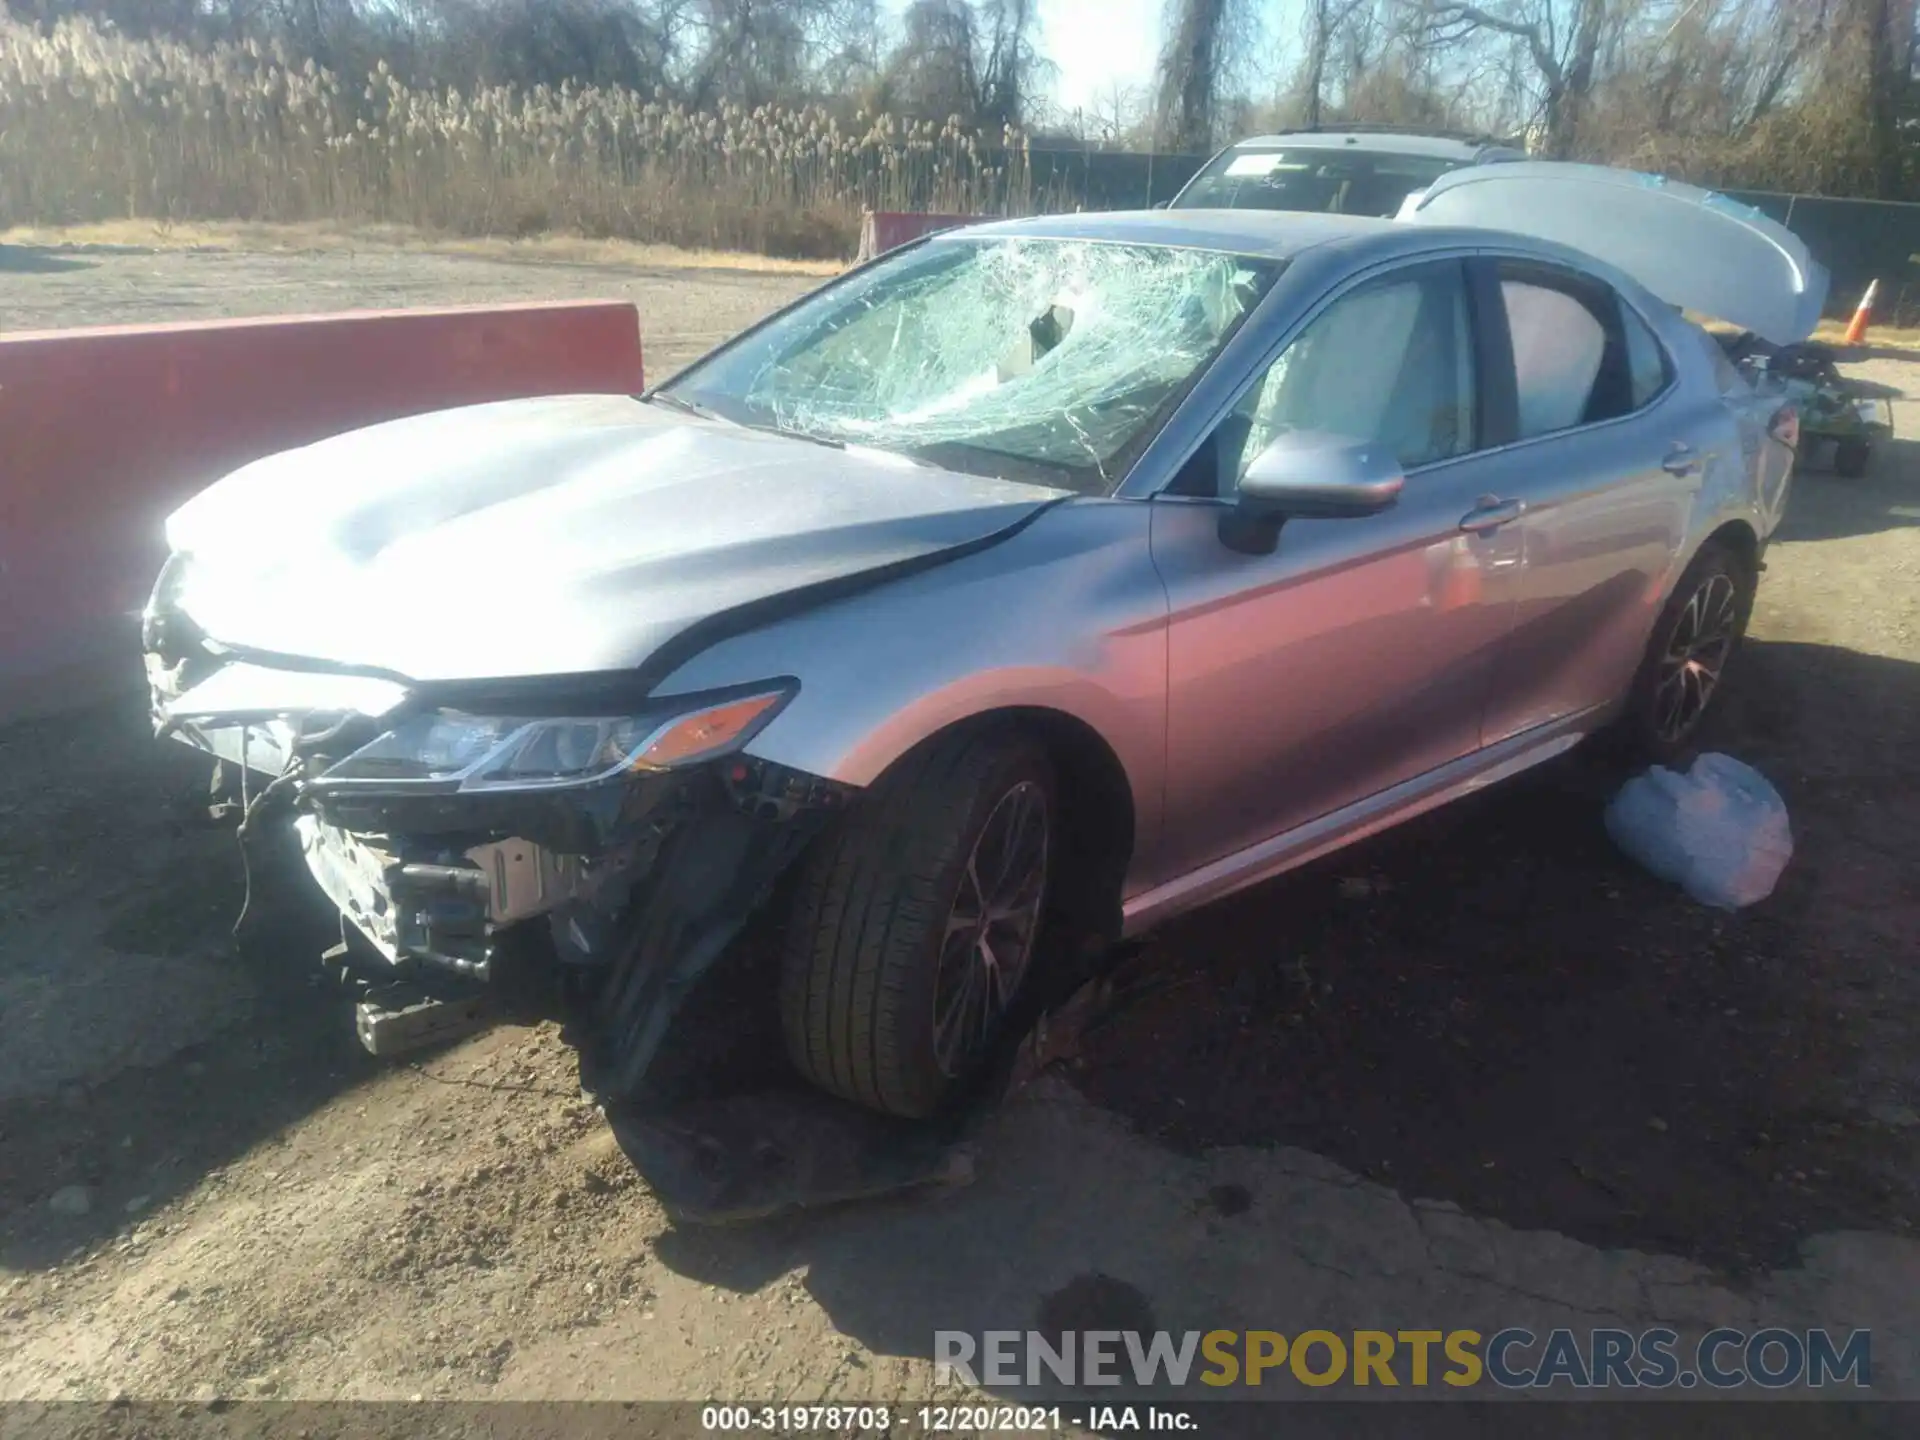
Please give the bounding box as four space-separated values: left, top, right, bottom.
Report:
315 686 792 792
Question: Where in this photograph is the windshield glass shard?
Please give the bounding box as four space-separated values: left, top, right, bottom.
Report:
661 237 1280 492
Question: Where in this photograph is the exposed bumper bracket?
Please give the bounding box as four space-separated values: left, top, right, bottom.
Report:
354 983 497 1058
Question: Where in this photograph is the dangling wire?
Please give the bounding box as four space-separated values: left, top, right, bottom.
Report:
231 731 304 942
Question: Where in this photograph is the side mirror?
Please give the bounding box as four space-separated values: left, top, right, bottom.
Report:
1220 431 1404 554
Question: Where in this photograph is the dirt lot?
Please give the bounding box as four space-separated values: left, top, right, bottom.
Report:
0 227 825 378
1 240 1917 1421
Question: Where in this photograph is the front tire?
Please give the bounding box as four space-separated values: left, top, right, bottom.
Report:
1621 542 1755 764
779 729 1054 1118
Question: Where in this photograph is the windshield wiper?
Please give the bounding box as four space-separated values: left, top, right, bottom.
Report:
648 395 845 452
646 390 722 421
747 422 845 451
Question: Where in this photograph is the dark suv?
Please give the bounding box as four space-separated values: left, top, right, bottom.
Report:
1169 125 1526 218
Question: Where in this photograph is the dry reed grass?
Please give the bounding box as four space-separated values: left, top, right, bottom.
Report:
0 13 1039 259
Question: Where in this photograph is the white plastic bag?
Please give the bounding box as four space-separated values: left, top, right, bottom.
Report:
1604 753 1793 910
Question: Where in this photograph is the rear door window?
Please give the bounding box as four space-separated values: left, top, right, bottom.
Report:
1501 280 1608 437
1495 260 1659 439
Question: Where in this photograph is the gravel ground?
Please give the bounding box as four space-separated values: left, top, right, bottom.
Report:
0 236 820 378
0 244 1916 1422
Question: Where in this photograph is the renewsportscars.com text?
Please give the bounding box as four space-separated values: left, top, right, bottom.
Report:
934 1327 1872 1390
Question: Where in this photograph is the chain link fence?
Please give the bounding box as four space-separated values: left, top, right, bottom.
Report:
1720 190 1920 327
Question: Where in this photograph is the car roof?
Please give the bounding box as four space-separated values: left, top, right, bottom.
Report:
934 208 1663 318
1227 131 1513 161
942 208 1399 260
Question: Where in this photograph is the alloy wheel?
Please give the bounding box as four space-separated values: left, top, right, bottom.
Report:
932 780 1050 1078
1652 572 1739 745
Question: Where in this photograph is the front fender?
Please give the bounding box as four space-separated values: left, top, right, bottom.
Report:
651 498 1172 883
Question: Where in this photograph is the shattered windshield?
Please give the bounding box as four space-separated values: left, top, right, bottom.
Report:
1174 147 1462 218
659 238 1280 493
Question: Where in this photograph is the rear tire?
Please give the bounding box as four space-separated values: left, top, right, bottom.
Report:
1620 542 1755 764
779 729 1055 1119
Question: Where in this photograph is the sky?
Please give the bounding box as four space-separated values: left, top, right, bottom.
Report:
873 0 1175 122
1033 0 1165 118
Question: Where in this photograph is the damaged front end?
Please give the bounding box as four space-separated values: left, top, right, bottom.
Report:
143 559 853 1097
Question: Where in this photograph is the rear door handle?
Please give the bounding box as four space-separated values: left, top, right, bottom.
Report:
1459 496 1525 534
1663 444 1703 477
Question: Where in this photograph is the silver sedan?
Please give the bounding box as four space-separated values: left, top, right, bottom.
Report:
144 163 1821 1117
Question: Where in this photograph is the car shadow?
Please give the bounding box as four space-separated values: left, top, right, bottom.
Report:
1773 436 1919 542
0 244 97 276
1822 373 1905 400
0 696 380 1271
1836 341 1920 366
9 633 1915 1348
645 634 1919 1361
1057 647 1917 1269
1076 632 1917 1261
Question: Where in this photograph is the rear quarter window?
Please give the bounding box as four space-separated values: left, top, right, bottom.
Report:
1693 328 1750 395
1622 305 1674 407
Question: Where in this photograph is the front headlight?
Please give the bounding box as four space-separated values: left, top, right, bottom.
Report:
142 551 197 653
310 685 794 793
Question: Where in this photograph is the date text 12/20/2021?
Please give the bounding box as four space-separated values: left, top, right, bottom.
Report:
700 1405 1198 1432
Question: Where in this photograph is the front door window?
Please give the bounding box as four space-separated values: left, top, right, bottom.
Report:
1231 264 1479 483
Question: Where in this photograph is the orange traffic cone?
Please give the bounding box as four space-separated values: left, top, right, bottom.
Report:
1842 279 1879 345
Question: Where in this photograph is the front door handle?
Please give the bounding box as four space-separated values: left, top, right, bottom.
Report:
1663 444 1703 477
1459 496 1525 534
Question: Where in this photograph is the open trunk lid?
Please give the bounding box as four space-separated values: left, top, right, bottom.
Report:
1396 161 1829 345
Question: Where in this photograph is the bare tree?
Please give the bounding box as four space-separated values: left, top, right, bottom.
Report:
1595 0 1826 145
1302 0 1371 125
976 0 1048 126
1408 0 1629 154
884 0 981 118
876 0 1046 125
1855 0 1911 195
1156 0 1243 151
1560 0 1912 195
1090 79 1149 145
813 0 884 97
8 0 206 34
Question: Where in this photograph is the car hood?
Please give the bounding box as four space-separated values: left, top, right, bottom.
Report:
163 395 1066 685
1397 161 1830 345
